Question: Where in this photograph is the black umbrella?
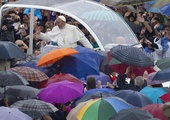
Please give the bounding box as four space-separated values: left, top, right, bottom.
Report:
0 71 29 86
153 68 170 82
110 45 154 67
5 85 40 98
0 41 25 60
110 108 158 120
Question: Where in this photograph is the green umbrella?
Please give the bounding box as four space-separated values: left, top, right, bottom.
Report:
156 57 170 70
116 0 152 5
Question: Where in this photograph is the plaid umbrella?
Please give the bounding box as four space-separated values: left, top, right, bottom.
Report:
116 0 152 5
110 45 154 68
10 99 58 119
8 66 49 82
0 71 29 86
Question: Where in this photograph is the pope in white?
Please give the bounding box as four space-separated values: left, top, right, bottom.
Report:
35 15 93 49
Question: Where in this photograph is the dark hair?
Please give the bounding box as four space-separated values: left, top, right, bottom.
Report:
86 77 96 90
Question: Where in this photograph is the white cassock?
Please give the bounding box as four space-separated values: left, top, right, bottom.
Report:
37 24 93 49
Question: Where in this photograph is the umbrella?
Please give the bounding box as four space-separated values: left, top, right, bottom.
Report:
71 88 115 108
55 55 100 79
67 99 93 120
0 41 25 60
81 72 112 86
160 92 170 102
74 46 103 66
38 80 84 104
140 86 167 103
116 0 152 5
0 106 32 120
0 71 29 86
141 104 169 120
152 68 170 82
112 90 153 107
76 97 134 120
110 108 156 120
10 99 58 119
156 57 170 70
5 85 40 98
38 73 84 88
37 47 78 67
80 10 119 21
110 45 154 67
146 72 162 85
8 66 49 82
160 3 170 16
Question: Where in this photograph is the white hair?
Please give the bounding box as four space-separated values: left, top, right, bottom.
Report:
134 76 144 88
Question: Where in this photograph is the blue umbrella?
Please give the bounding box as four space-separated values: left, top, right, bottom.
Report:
81 72 112 86
74 46 103 65
71 88 115 108
140 86 167 103
0 41 25 60
112 90 153 107
160 3 170 16
152 68 170 82
54 55 100 79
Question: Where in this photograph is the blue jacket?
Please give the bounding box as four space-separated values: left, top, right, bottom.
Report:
161 36 169 52
24 8 42 20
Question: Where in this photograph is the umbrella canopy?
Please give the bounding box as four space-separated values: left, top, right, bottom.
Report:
67 99 93 120
110 45 154 67
160 92 170 102
141 104 169 120
110 108 156 120
116 0 152 5
71 88 115 108
9 66 49 82
55 55 100 79
5 85 40 98
156 57 170 70
10 99 58 118
146 72 162 85
112 90 153 107
152 68 170 82
0 106 32 120
38 80 84 104
37 48 78 67
80 9 119 21
140 86 167 103
160 3 170 16
81 72 112 86
0 41 25 60
38 73 84 88
76 97 134 120
0 71 29 86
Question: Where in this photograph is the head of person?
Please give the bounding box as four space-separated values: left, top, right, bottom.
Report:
134 76 144 88
56 15 66 29
86 77 96 90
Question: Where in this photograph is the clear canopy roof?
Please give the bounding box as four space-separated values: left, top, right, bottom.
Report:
3 0 140 51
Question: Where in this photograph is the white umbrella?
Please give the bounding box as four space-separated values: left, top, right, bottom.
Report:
0 106 32 120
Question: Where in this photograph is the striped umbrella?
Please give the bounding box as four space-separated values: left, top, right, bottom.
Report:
9 66 49 82
80 10 119 21
116 0 152 5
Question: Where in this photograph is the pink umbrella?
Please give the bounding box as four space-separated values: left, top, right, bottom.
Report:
38 80 84 104
146 72 162 85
